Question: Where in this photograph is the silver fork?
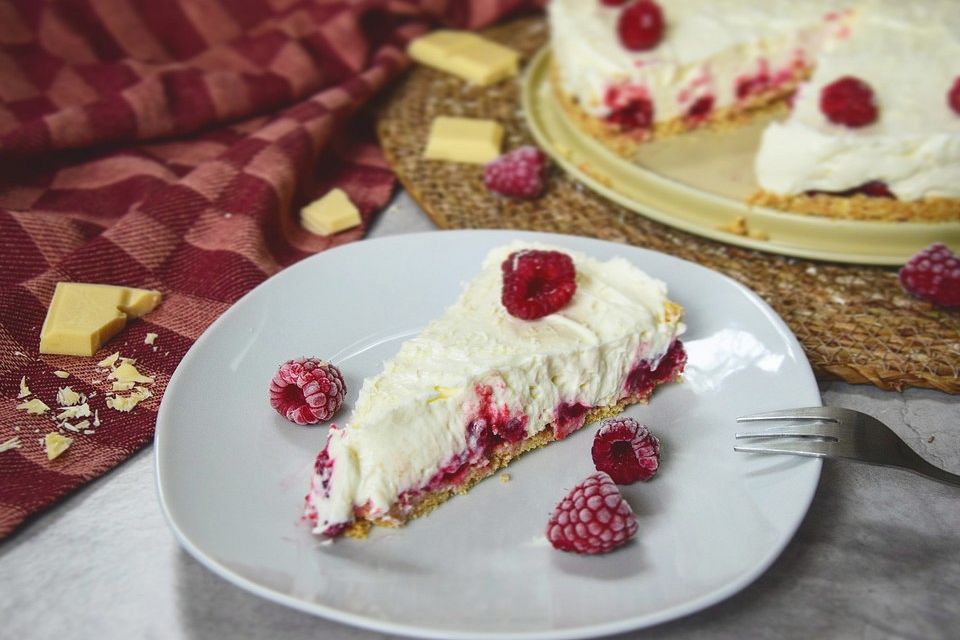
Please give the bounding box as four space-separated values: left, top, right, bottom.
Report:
734 406 960 487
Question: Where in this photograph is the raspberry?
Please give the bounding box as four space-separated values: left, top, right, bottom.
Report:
617 0 665 52
806 180 895 200
898 243 960 308
819 76 877 127
949 77 960 116
501 250 577 320
686 95 714 121
484 146 548 199
604 87 654 131
857 181 895 198
736 73 770 100
545 472 638 554
269 357 345 425
591 417 660 484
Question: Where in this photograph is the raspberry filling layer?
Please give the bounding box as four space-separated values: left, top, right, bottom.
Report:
622 339 687 399
391 339 687 519
604 85 654 132
805 180 896 199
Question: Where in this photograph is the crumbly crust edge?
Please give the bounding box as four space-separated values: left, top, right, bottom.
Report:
747 190 960 223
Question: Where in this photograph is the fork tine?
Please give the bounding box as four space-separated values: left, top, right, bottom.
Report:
735 422 839 440
736 406 839 423
734 439 836 458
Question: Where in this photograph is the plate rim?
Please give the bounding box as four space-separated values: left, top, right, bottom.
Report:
155 229 822 640
523 47 960 266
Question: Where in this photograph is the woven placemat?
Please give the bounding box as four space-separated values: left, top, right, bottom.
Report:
376 16 959 394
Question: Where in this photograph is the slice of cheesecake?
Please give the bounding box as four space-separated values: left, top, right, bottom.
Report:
304 243 686 538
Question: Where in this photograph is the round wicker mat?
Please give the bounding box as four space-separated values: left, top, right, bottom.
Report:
376 16 959 394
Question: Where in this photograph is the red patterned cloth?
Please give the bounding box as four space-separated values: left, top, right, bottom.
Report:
0 0 541 539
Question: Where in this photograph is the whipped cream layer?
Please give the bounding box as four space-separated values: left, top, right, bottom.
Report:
549 0 847 123
305 243 685 535
755 0 960 200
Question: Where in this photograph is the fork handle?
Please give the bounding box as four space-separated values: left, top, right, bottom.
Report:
905 458 960 488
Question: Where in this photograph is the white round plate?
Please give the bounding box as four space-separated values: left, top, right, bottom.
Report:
156 230 821 639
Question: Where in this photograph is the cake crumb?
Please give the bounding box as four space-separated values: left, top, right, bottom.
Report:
17 376 31 399
0 436 22 453
144 332 158 345
928 435 935 443
718 216 770 240
576 162 614 188
53 370 70 379
499 473 511 483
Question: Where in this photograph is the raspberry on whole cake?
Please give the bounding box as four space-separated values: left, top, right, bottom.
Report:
303 242 686 538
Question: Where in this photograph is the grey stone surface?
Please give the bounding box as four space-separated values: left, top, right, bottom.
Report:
3 193 958 640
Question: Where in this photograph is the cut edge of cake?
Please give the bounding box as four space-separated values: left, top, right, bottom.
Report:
338 338 687 539
549 61 802 158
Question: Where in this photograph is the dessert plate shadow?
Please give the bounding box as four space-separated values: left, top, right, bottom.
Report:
523 48 960 265
156 230 821 639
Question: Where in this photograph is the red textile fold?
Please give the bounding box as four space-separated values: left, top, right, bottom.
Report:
0 0 542 539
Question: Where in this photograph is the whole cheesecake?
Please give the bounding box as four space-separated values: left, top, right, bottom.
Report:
304 243 686 538
548 0 960 222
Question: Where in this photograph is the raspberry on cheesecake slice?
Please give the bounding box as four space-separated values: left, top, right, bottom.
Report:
304 243 686 538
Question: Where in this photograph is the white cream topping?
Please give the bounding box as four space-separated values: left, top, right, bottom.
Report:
307 242 684 534
755 0 960 200
548 0 845 121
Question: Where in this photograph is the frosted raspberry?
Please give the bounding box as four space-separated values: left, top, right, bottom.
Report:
501 250 577 320
269 357 345 425
949 77 960 116
820 76 877 127
591 417 660 484
484 146 548 199
898 243 960 308
546 472 638 554
617 0 665 52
